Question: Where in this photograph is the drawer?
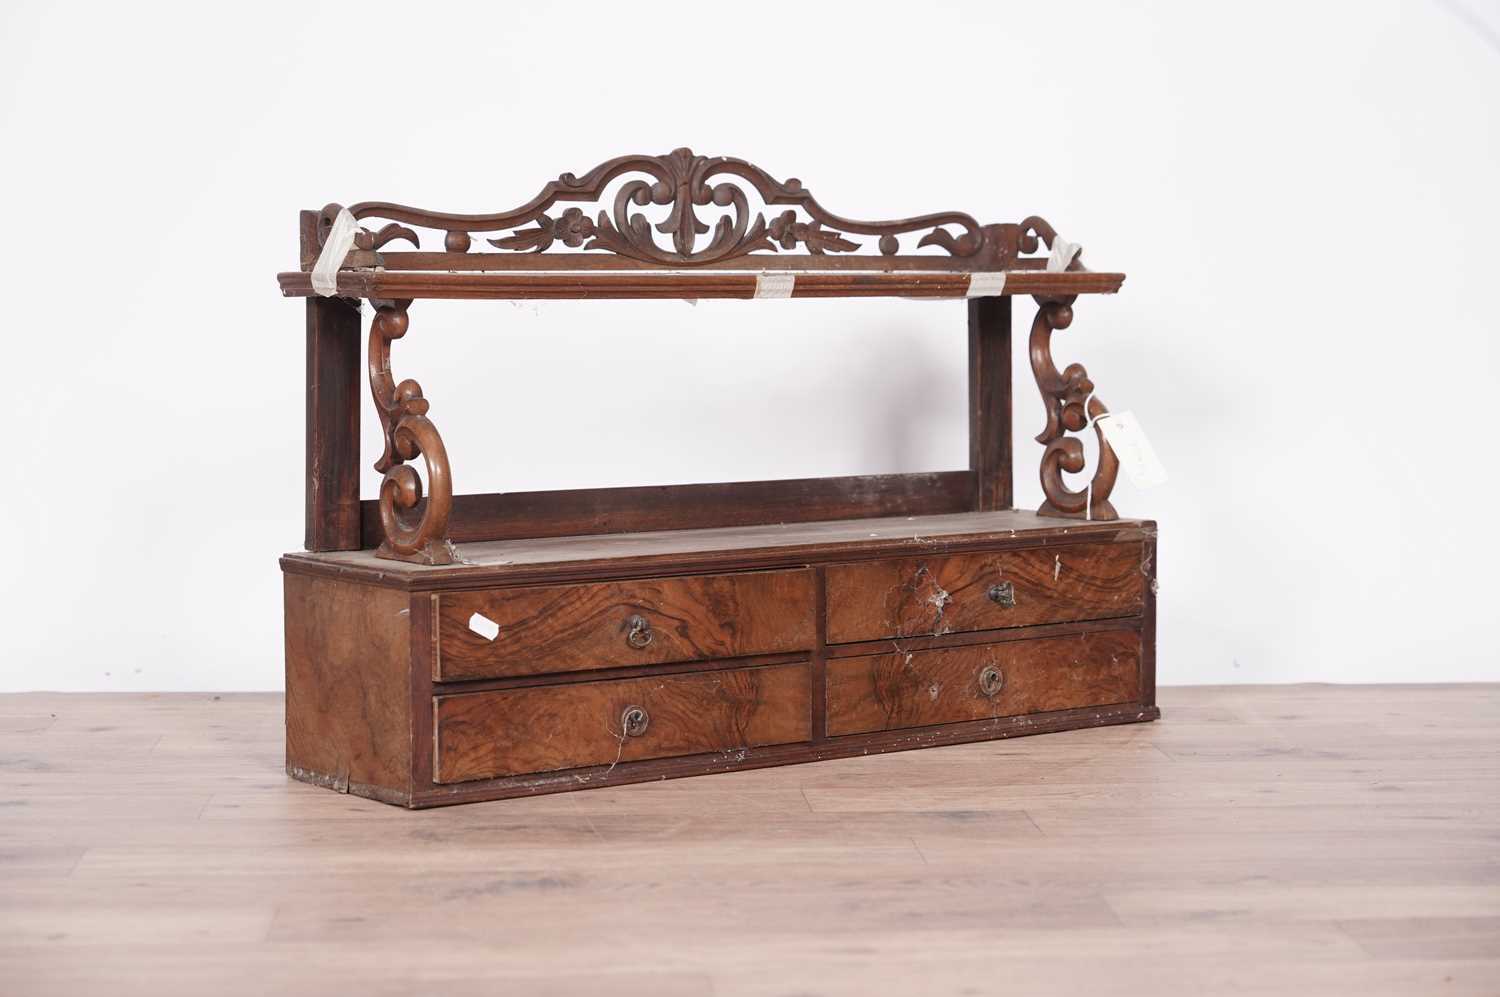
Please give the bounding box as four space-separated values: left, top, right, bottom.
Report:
434 663 811 783
826 630 1140 736
825 542 1144 644
436 569 815 681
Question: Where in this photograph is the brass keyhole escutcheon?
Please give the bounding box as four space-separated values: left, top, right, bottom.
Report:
621 705 650 737
624 614 654 649
987 581 1016 608
978 665 1005 698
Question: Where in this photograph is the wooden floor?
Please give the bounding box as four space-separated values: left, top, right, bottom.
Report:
2 686 1497 996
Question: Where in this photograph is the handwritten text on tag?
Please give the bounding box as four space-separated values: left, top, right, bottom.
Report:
1097 410 1167 488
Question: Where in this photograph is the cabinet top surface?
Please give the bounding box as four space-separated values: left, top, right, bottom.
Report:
283 147 1123 301
280 510 1156 591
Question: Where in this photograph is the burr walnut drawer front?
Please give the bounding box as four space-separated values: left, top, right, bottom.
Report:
824 542 1145 645
435 569 816 681
434 663 812 783
825 630 1141 736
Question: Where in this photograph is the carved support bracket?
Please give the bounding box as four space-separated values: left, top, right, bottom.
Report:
368 300 457 564
1029 297 1119 521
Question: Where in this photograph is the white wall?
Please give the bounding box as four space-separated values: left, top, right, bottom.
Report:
2 0 1498 692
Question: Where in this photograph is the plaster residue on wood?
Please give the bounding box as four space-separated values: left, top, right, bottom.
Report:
288 764 351 794
1139 543 1159 594
908 564 953 635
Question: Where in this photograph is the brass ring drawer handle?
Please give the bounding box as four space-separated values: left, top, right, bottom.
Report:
624 614 654 649
987 581 1016 608
621 705 650 737
978 665 1005 698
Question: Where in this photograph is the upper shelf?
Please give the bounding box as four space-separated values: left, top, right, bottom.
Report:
276 267 1124 301
280 147 1125 302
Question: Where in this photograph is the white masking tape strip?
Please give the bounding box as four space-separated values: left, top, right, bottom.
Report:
311 207 359 297
1046 238 1081 273
754 273 796 298
965 272 1008 297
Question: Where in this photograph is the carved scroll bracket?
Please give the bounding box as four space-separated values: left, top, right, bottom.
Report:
1029 297 1119 521
368 300 456 565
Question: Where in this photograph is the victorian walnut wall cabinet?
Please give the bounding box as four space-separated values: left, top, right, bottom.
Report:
277 149 1157 808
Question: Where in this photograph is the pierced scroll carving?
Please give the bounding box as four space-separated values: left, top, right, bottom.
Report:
316 148 1025 269
1030 298 1120 521
368 300 456 565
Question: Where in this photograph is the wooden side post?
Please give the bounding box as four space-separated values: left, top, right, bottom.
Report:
302 210 363 551
967 295 1012 511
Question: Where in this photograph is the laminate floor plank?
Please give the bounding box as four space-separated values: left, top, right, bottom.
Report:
2 685 1496 996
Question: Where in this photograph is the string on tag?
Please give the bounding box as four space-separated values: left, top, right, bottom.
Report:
1083 392 1099 521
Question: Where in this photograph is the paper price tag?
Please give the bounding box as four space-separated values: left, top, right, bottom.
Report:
1097 411 1167 488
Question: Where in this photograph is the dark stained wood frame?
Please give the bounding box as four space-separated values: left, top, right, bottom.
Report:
968 295 1012 511
301 204 363 552
303 294 362 551
290 148 1126 561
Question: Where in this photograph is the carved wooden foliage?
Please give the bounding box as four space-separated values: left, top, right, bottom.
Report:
316 148 1032 268
367 300 456 565
1029 298 1120 521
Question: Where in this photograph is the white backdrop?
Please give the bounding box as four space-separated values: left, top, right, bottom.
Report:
3 0 1497 692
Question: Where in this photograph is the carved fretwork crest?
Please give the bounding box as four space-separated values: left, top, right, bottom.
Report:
315 148 1075 270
